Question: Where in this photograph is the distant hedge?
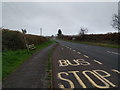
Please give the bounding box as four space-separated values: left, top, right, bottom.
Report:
2 29 48 51
57 32 120 44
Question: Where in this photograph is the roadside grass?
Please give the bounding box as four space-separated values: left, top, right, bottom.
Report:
2 40 55 79
45 43 58 88
62 39 120 49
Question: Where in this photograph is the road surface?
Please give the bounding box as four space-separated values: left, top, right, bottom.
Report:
52 40 120 88
55 40 119 70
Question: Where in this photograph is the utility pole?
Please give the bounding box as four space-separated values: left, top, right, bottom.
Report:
40 28 42 36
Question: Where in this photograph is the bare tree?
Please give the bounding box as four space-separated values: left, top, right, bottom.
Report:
79 27 88 36
111 14 120 31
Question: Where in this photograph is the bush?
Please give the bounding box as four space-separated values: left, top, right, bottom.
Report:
2 29 48 51
57 32 120 44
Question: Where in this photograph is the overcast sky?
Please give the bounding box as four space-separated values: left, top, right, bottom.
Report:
2 2 118 36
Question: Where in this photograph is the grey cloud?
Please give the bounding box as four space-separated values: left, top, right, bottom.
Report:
2 2 118 36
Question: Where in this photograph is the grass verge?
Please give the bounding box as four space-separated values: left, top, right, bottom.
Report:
62 39 120 49
45 43 58 88
2 40 55 79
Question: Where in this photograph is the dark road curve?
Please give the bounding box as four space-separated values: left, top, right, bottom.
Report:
55 39 119 70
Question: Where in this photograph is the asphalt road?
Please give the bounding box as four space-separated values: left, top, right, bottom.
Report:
55 39 119 70
52 44 120 88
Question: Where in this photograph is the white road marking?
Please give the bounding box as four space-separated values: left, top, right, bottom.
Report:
93 60 102 64
73 50 76 52
111 69 120 74
61 48 64 50
107 51 120 55
84 55 89 58
77 52 81 54
70 48 72 50
107 51 111 53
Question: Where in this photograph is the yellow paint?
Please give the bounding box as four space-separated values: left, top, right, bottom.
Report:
73 50 76 52
93 60 102 64
82 70 110 88
77 52 81 54
93 70 116 87
69 71 87 88
81 62 90 65
59 60 68 67
84 55 89 58
58 72 75 88
57 70 116 88
76 59 90 65
59 59 90 67
111 69 120 74
76 59 84 62
66 60 80 66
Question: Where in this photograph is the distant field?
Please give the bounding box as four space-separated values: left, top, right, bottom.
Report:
2 40 55 79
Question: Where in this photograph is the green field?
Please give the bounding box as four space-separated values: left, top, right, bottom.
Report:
2 40 55 79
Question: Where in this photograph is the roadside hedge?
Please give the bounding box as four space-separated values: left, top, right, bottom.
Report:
57 32 120 44
2 29 48 51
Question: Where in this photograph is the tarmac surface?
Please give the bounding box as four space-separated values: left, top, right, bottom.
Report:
52 44 119 88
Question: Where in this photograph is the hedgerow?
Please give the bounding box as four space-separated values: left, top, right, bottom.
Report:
2 29 48 51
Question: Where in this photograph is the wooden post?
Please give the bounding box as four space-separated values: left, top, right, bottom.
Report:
21 29 29 52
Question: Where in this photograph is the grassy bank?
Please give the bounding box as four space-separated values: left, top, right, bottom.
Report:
45 43 58 88
62 39 120 49
2 40 55 79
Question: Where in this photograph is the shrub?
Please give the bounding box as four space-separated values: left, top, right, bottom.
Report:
2 29 48 51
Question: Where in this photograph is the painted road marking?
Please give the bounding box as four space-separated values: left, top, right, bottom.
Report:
58 72 75 88
107 51 120 55
58 70 116 88
93 60 102 65
83 70 116 88
70 48 72 50
73 50 76 52
83 55 89 58
59 59 90 67
111 69 120 74
77 52 81 54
